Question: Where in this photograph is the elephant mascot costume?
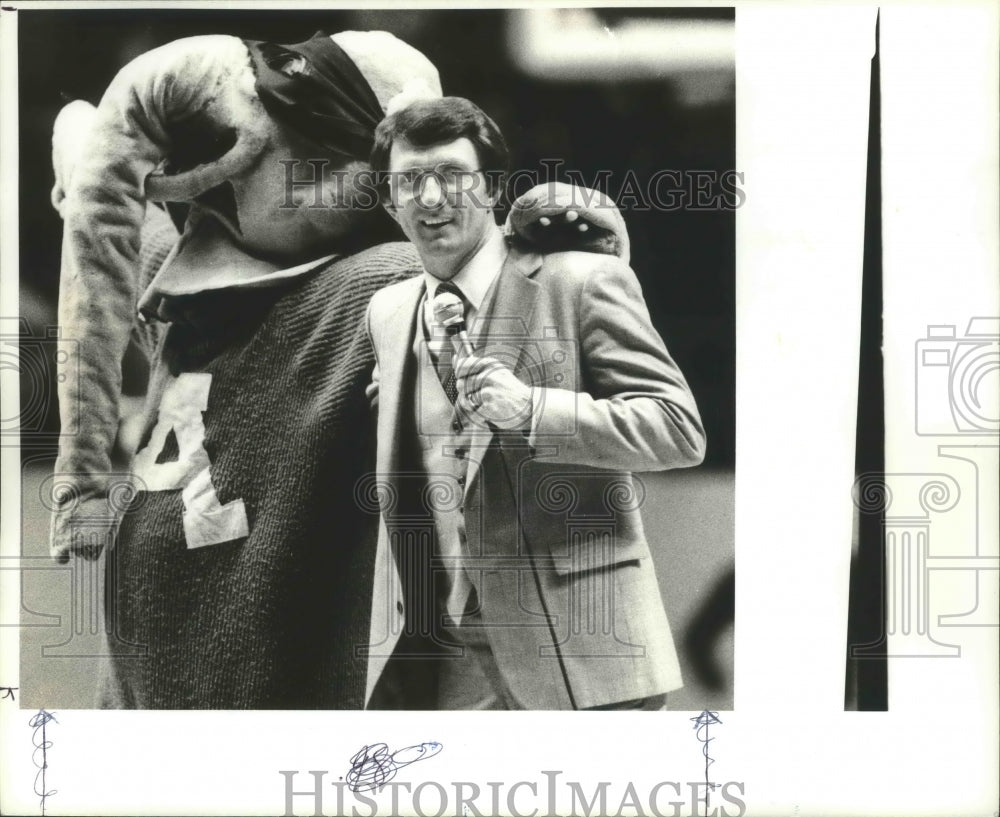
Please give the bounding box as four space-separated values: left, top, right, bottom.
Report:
48 29 629 709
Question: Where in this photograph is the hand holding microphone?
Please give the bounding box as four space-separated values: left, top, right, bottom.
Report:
433 289 532 431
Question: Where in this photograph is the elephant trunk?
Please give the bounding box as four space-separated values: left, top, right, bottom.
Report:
51 35 268 560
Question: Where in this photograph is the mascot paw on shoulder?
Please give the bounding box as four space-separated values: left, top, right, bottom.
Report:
505 181 629 263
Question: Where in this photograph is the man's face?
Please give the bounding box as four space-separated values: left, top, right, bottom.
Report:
384 136 497 279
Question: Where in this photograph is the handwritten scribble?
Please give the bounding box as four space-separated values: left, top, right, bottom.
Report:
346 742 443 793
690 710 722 817
29 709 58 816
1 686 17 701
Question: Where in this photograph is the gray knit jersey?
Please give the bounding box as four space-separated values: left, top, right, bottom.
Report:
100 242 421 709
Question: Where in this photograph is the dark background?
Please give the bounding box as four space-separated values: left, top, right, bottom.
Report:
16 8 735 711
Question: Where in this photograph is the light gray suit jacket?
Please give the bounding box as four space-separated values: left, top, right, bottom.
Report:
363 244 706 709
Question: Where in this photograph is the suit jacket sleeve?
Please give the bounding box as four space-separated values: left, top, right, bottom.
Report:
528 257 706 471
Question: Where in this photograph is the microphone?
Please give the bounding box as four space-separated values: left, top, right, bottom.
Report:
433 290 475 357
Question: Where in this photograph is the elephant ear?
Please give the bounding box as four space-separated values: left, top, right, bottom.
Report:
50 35 269 563
503 182 631 264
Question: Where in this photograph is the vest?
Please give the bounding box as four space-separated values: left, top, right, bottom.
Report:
411 299 475 622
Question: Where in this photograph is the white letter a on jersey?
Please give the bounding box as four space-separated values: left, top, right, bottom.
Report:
132 372 249 549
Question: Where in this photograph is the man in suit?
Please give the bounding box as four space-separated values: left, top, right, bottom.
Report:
362 96 706 710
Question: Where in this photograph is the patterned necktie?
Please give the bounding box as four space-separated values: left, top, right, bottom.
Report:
432 281 466 404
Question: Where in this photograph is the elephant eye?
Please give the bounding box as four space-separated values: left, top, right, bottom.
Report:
278 56 308 77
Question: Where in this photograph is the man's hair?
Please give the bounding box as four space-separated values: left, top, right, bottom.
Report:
370 96 509 199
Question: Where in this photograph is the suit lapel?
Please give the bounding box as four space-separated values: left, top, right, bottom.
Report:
475 248 543 368
377 278 424 479
463 248 543 495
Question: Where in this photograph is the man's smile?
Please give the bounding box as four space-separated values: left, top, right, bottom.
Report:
419 215 455 230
